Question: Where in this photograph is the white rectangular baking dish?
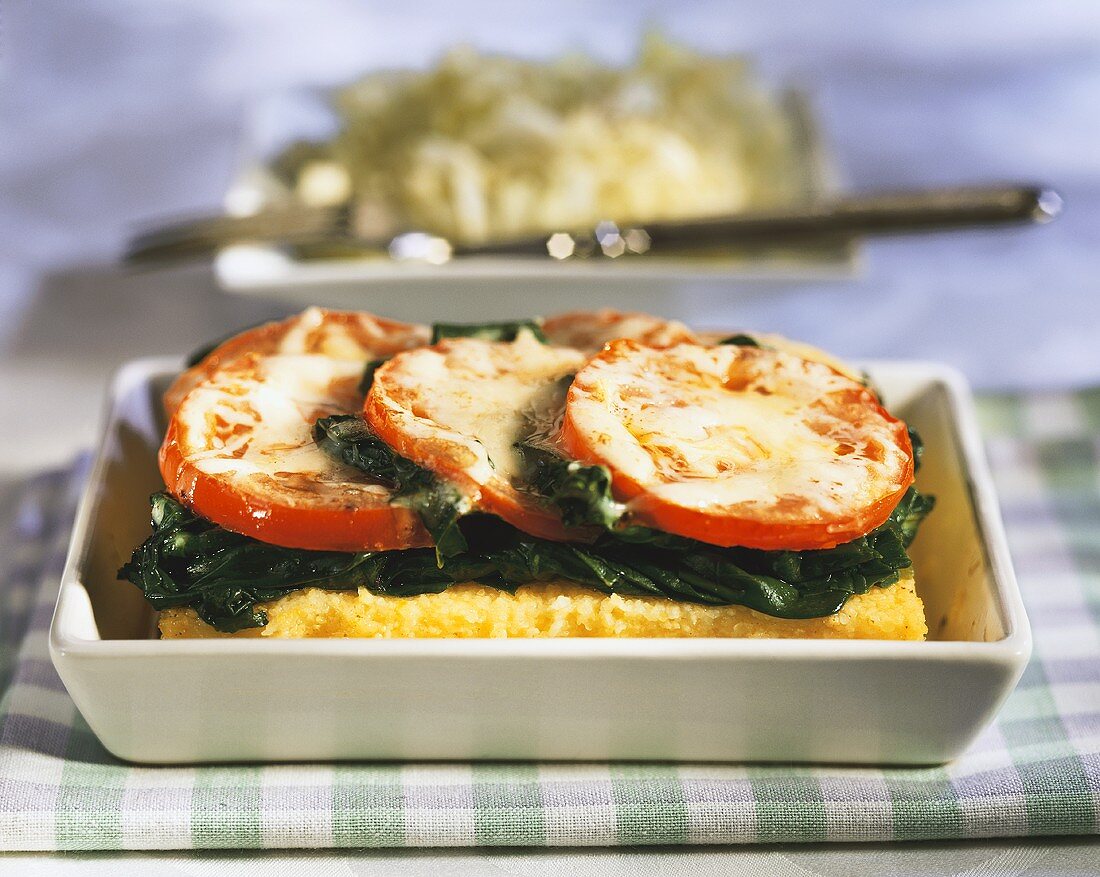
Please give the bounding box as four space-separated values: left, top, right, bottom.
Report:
49 358 1030 765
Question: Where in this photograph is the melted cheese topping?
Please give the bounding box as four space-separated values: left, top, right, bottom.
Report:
368 330 585 487
164 307 429 414
272 306 427 358
542 309 698 353
566 342 910 523
174 354 393 508
694 329 865 383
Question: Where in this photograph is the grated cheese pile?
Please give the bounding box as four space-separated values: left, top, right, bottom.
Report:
289 36 804 242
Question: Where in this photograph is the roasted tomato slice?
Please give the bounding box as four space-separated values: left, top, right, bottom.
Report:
160 353 431 552
561 340 914 550
164 307 429 414
542 309 698 353
365 331 588 541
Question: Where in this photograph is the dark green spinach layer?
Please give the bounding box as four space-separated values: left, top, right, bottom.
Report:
716 333 761 347
120 478 932 634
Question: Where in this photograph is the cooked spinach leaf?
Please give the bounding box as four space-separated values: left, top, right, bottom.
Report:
518 444 624 529
908 426 924 472
717 333 760 347
431 320 547 344
895 484 935 545
313 414 470 560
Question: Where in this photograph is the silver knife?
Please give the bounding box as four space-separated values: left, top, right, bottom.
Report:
124 184 1062 265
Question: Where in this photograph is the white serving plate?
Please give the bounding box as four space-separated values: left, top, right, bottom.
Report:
49 358 1030 765
213 89 857 322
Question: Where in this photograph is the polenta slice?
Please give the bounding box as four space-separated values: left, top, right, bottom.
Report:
160 570 925 641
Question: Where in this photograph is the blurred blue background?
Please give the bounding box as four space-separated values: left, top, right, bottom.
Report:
1 0 1098 466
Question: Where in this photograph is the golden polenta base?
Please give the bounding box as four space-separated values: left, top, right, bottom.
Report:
158 569 925 640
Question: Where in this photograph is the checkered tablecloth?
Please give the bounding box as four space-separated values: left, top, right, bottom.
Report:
0 391 1097 851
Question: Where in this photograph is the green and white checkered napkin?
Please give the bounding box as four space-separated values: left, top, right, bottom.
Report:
1 391 1098 851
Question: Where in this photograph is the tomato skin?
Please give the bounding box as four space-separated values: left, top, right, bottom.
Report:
561 341 915 552
159 417 432 552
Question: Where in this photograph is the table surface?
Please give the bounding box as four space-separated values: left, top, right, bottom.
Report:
2 839 1099 876
2 0 1099 872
